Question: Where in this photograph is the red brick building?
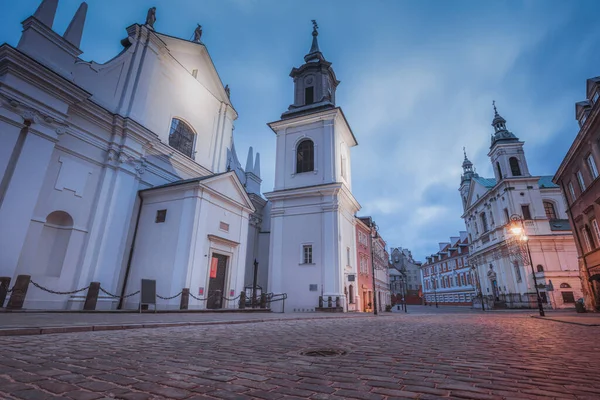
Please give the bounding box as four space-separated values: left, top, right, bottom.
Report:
355 217 373 312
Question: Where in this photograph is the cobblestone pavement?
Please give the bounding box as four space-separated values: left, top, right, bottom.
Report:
0 310 599 400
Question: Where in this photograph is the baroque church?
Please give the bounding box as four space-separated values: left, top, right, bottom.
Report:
0 0 361 312
460 105 583 309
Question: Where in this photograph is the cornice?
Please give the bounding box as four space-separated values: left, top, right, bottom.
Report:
0 45 90 105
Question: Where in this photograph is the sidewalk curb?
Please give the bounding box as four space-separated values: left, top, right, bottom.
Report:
531 315 600 327
0 315 375 337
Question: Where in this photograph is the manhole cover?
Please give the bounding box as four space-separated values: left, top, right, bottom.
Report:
300 348 347 357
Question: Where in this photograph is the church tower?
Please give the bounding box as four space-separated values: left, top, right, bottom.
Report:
488 102 531 182
459 148 476 211
265 21 361 312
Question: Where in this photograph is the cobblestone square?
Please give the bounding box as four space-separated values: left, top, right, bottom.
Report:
0 309 599 400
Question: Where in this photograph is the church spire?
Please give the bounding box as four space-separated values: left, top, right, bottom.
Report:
461 147 476 183
304 20 324 62
490 101 518 147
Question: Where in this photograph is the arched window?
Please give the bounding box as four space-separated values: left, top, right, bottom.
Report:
348 284 354 304
496 162 503 179
543 201 557 220
296 139 314 173
560 283 571 288
36 211 74 277
480 213 489 232
168 118 195 158
509 157 522 176
536 265 544 272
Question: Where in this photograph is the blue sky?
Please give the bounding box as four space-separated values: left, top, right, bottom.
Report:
1 0 599 261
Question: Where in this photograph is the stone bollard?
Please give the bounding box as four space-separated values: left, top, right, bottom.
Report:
318 296 323 308
335 296 341 308
260 293 267 309
180 288 190 310
327 296 332 308
0 277 11 308
6 275 31 310
239 291 246 309
83 282 100 311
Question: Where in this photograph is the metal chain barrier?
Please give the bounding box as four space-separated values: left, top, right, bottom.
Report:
221 294 241 302
157 291 182 300
99 286 140 299
189 292 212 301
30 280 89 295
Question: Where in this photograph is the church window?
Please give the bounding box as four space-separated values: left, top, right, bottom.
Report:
305 86 314 105
586 154 599 180
562 291 575 303
577 170 586 191
521 205 532 220
509 157 522 176
168 118 196 158
513 261 522 283
302 244 313 264
296 139 314 173
560 282 571 288
568 181 576 201
537 265 544 272
480 212 488 232
496 162 503 179
543 201 557 220
155 209 167 223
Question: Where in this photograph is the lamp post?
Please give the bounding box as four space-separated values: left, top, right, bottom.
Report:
508 214 545 317
430 274 438 308
471 265 485 311
401 272 408 313
369 220 379 316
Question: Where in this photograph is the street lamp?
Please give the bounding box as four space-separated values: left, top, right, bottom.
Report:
508 214 545 317
470 265 485 311
369 220 379 316
430 274 438 308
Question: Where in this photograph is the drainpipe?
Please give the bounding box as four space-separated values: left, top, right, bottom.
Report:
118 190 143 309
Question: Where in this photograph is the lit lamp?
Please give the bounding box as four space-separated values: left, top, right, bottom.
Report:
508 215 545 317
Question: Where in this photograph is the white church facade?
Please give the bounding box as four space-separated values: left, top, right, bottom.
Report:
0 1 267 310
461 105 583 309
0 1 366 313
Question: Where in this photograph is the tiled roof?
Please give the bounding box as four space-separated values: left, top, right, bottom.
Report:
473 176 497 188
473 175 559 190
538 176 559 189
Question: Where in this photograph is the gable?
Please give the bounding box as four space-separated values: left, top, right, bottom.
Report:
465 178 492 210
202 172 255 212
157 33 232 108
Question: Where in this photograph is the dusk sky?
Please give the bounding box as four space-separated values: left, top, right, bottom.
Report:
2 0 599 261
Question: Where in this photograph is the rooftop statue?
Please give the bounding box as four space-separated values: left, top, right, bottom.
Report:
145 7 156 30
194 24 203 42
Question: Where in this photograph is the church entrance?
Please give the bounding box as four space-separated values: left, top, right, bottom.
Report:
207 253 228 309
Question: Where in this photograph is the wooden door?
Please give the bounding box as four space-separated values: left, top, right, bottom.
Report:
207 254 228 309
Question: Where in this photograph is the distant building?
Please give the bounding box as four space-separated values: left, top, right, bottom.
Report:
553 76 600 311
355 217 373 312
390 247 423 305
460 106 582 309
420 233 475 306
356 216 391 312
